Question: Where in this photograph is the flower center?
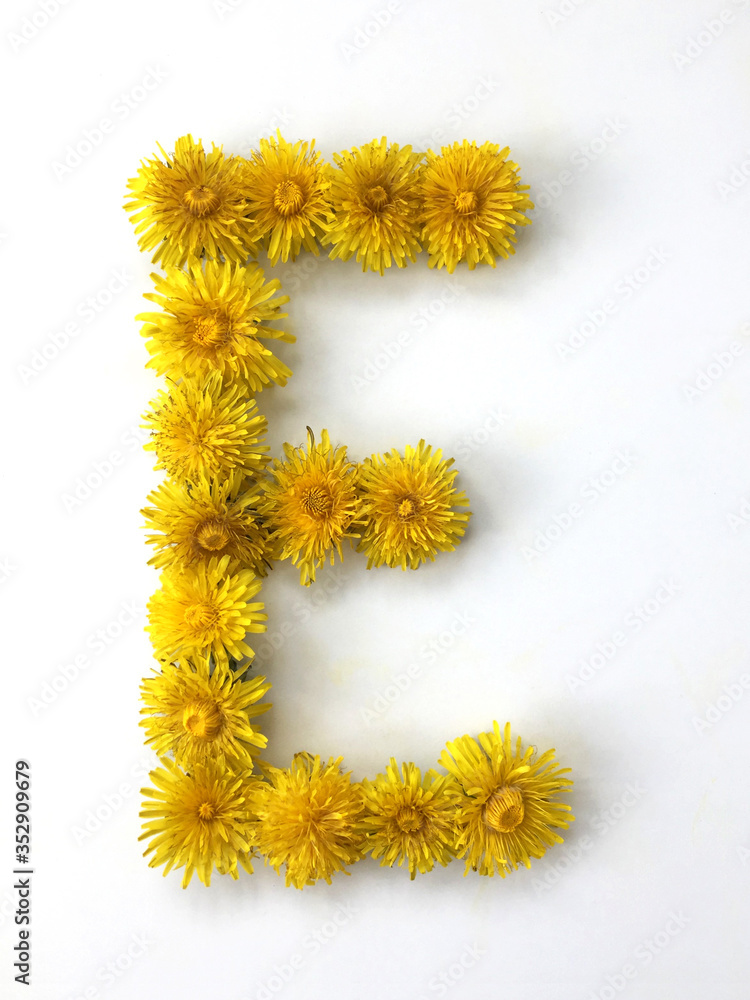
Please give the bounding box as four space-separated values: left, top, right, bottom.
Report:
483 786 525 833
190 313 231 349
396 495 421 520
182 185 221 218
194 518 231 552
364 184 390 212
183 602 221 631
182 699 223 740
395 805 424 834
301 486 333 516
197 801 216 821
454 189 478 215
273 179 305 216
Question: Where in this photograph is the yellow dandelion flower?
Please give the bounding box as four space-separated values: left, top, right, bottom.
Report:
146 554 267 664
142 472 271 577
250 753 364 889
245 133 332 265
124 134 256 268
359 760 459 878
139 260 293 391
323 137 423 274
420 140 533 272
259 428 359 586
356 441 471 570
143 373 268 483
440 721 574 877
139 654 270 769
139 757 256 887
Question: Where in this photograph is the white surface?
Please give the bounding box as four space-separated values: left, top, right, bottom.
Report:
3 0 750 997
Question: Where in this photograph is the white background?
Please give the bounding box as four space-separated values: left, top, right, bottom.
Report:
2 0 750 997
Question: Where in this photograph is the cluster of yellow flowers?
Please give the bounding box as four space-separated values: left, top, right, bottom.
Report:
125 133 533 275
260 430 472 584
127 132 573 890
140 715 573 889
141 403 472 592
